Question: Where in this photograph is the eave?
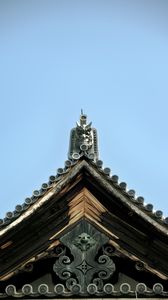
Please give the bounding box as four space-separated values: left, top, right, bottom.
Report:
0 158 168 238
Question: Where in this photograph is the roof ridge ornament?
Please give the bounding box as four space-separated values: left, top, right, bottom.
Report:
68 111 99 161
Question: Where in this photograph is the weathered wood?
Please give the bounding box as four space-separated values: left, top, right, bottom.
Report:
1 159 168 298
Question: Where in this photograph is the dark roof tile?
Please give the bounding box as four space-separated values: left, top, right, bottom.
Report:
0 154 168 229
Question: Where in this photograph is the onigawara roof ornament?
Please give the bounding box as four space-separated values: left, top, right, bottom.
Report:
68 110 99 161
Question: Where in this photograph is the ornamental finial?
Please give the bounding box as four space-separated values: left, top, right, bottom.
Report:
68 112 99 161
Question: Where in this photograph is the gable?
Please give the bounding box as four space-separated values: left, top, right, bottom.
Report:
1 217 168 298
0 180 168 298
0 112 168 298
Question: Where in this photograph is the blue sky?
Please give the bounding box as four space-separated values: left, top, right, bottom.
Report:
0 0 168 218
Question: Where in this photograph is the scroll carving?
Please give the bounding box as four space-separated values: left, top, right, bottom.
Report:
53 221 116 295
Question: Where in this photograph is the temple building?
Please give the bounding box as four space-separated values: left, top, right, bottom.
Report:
0 112 168 298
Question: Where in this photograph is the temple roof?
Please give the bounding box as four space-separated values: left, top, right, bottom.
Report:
0 156 168 232
0 112 168 230
1 113 168 298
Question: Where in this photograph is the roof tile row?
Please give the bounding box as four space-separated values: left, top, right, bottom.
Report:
0 154 168 228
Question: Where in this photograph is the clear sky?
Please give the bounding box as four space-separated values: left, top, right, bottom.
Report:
0 0 168 219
